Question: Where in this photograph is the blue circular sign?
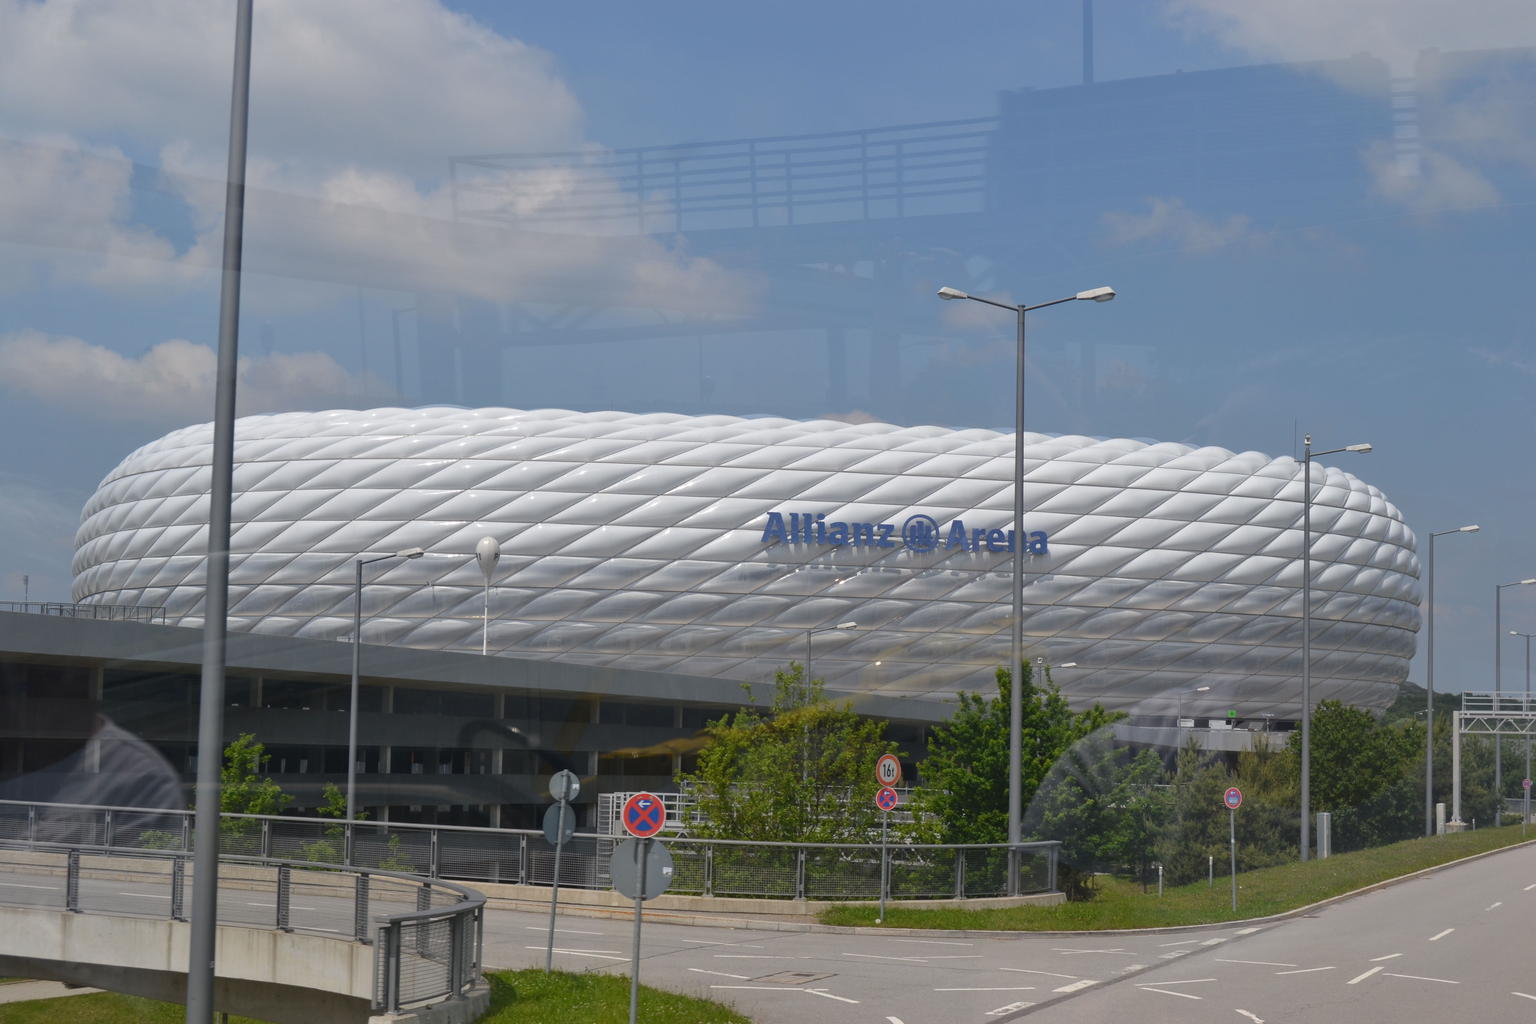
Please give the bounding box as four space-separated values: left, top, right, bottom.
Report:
902 514 940 552
1224 787 1243 810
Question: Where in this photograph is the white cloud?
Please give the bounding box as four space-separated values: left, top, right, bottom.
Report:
1364 142 1501 214
1165 1 1536 68
0 1 763 317
1101 197 1262 251
0 330 388 422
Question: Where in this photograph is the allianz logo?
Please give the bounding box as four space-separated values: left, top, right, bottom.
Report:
759 510 1049 554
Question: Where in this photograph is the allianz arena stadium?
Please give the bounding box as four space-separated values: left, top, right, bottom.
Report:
71 407 1420 717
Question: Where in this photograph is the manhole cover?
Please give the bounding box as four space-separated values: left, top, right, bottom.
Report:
752 971 835 985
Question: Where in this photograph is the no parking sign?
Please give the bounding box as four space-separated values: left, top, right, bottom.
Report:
621 792 666 839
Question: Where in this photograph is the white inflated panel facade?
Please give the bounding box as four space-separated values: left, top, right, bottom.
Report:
72 407 1420 716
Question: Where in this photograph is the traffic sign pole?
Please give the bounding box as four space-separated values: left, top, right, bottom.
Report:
628 837 648 1024
1230 806 1237 912
545 797 567 971
878 810 889 923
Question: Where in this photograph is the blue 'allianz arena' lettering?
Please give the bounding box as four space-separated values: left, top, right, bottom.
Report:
759 510 1047 554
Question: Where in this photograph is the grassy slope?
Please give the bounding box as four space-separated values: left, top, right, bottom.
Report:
821 825 1536 930
0 970 749 1024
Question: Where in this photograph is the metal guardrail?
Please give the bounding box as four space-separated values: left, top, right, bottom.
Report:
1460 691 1536 714
451 117 997 235
0 600 168 625
0 799 1060 902
0 812 483 1014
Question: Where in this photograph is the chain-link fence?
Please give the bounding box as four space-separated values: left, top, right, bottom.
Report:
0 798 1060 901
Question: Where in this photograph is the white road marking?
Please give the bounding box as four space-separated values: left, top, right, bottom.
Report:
1158 951 1190 959
1218 958 1297 968
986 1001 1035 1016
1234 927 1260 935
524 946 626 961
681 938 763 948
1001 968 1078 980
1121 964 1148 973
1235 1010 1264 1024
1158 938 1202 947
889 938 973 946
1514 992 1536 1002
936 987 1036 992
1275 966 1334 976
1385 973 1459 984
1524 883 1536 891
1428 928 1454 941
245 902 316 911
306 927 342 933
1139 986 1201 1000
916 955 984 960
1053 980 1096 993
1200 938 1225 946
842 952 928 963
1486 901 1502 911
1136 978 1216 987
887 1018 907 1024
715 954 798 960
1347 966 1385 985
1053 947 1133 955
1368 953 1402 962
525 925 603 936
0 882 55 890
805 988 859 1004
687 968 749 980
119 892 168 898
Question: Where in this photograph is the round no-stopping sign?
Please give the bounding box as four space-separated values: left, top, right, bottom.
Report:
1224 786 1243 810
875 786 899 812
621 792 667 839
875 754 902 787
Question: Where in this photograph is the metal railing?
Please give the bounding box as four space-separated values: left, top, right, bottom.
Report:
0 600 168 625
1461 691 1536 714
0 799 1060 902
0 806 483 1014
452 117 997 235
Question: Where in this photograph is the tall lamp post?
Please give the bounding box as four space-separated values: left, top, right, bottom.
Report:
1177 685 1212 729
1298 434 1371 862
348 547 425 822
1512 630 1535 791
1494 579 1536 809
936 283 1114 890
806 621 858 683
1425 524 1480 836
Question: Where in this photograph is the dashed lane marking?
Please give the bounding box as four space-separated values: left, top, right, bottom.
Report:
119 892 168 898
1385 973 1459 984
1234 927 1260 935
1275 966 1334 976
986 1001 1035 1016
935 987 1036 992
1200 938 1225 946
1235 1011 1264 1023
687 968 750 980
887 1018 907 1024
1514 992 1536 1002
1138 986 1201 1000
525 925 603 936
1158 939 1202 947
1135 979 1216 987
709 986 859 1004
1486 902 1503 911
805 988 859 1004
1347 966 1385 985
1523 884 1536 891
1001 968 1078 980
842 953 929 963
0 882 55 889
889 938 973 946
1217 959 1296 968
1428 928 1454 941
715 955 799 960
523 946 626 962
1053 947 1133 955
681 938 763 947
1053 980 1096 993
1368 953 1402 962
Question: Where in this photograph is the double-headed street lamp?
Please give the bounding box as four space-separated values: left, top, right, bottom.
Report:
348 547 425 822
1299 434 1371 862
1511 630 1535 789
1424 524 1480 836
1494 579 1536 807
806 621 859 683
936 283 1115 888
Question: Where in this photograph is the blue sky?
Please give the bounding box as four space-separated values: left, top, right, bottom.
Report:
1 0 1534 698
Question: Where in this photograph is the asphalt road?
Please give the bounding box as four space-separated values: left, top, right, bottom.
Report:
3 839 1534 1024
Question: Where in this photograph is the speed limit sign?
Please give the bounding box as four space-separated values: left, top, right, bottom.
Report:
876 754 902 787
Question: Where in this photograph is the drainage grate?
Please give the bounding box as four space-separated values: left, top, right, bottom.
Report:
752 971 836 985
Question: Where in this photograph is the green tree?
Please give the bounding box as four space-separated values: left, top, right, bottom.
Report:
1025 728 1169 897
915 660 1117 846
299 782 355 864
1155 740 1232 884
677 663 899 843
1231 735 1299 870
218 733 291 848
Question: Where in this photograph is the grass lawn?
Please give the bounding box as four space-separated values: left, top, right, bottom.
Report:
0 970 749 1023
821 825 1536 931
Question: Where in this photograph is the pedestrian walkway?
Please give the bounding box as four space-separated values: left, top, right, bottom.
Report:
0 980 102 1004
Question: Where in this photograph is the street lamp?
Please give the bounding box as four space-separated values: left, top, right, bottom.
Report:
475 536 501 655
1511 630 1534 792
1177 685 1212 729
348 547 425 822
1299 434 1371 862
1425 524 1480 836
806 621 858 683
937 282 1114 892
1493 578 1536 813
